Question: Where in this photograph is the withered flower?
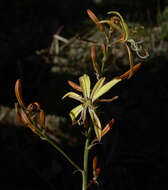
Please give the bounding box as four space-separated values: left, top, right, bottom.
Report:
14 79 45 135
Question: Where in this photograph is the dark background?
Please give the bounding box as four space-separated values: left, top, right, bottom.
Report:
0 0 168 190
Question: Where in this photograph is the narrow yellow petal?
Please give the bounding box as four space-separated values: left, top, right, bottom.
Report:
69 104 83 124
99 20 123 35
107 11 129 41
62 92 83 102
92 78 121 102
90 77 105 99
79 74 90 98
89 109 102 141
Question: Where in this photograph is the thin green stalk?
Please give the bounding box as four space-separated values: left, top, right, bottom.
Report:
82 126 92 190
27 112 83 173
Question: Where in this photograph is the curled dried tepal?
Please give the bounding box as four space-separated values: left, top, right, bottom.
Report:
87 9 104 32
15 79 26 108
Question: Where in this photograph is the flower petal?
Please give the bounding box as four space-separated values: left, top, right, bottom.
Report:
89 109 102 141
67 80 82 92
92 78 121 102
69 104 83 124
15 79 26 108
107 11 129 41
79 74 91 98
115 63 142 80
90 77 105 100
87 9 104 31
62 92 83 102
99 20 123 35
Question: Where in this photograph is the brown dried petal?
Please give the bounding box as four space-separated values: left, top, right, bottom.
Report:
67 80 82 92
87 9 104 31
15 103 25 126
115 63 142 80
101 118 115 137
15 79 26 108
91 46 99 73
40 109 45 129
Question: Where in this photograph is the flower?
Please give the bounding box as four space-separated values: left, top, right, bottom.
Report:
62 74 121 141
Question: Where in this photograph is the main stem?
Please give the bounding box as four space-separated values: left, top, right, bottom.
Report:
82 126 92 190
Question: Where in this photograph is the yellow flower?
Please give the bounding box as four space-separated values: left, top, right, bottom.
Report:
62 74 121 141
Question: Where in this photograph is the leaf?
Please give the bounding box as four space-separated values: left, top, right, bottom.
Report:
92 78 121 102
62 92 83 102
89 109 102 141
79 74 91 98
69 104 83 124
15 79 26 108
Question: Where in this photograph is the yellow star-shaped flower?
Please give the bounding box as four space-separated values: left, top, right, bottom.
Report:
62 74 121 141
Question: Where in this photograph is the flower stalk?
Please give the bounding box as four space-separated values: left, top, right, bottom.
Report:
82 126 92 190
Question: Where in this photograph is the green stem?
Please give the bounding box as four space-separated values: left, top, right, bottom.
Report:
27 112 83 173
82 126 92 190
43 132 83 172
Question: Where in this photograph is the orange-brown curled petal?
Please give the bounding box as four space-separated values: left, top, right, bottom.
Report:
21 110 37 134
115 63 142 80
40 109 45 129
102 118 115 137
33 102 41 110
15 79 25 108
93 156 98 171
15 103 25 126
91 46 99 73
67 80 82 92
95 168 101 178
87 9 104 31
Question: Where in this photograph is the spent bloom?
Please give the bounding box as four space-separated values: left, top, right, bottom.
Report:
62 74 121 141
